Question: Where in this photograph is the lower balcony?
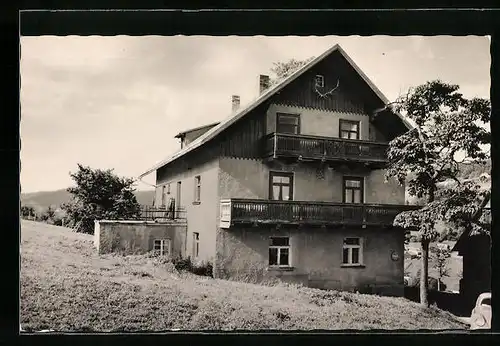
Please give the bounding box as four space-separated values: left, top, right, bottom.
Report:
220 199 419 228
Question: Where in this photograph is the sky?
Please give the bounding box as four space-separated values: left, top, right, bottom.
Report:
20 35 491 193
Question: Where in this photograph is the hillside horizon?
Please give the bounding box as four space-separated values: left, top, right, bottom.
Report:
21 188 156 212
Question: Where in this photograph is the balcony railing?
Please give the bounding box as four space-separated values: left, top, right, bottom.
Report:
220 199 418 228
263 133 389 164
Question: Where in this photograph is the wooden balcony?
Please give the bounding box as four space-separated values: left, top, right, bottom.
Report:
263 133 389 166
220 199 419 228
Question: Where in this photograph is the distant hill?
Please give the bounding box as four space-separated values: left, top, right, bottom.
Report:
21 188 155 212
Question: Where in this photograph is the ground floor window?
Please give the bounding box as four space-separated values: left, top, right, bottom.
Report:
342 237 363 265
269 236 290 267
153 239 171 256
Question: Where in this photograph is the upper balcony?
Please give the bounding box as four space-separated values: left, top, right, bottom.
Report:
220 199 419 229
263 133 389 167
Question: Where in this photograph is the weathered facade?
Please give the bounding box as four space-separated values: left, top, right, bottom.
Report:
143 44 415 295
94 220 187 257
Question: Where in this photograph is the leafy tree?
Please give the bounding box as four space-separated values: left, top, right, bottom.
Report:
21 205 35 219
269 57 315 86
384 80 490 306
430 245 451 292
62 164 141 234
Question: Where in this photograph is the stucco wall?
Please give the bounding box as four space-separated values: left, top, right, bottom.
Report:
219 158 405 204
266 104 388 142
216 226 404 296
156 158 220 263
95 220 187 257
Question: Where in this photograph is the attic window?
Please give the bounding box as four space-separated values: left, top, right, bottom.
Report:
315 75 324 88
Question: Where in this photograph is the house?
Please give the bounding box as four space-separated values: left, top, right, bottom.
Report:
139 44 416 296
452 189 491 310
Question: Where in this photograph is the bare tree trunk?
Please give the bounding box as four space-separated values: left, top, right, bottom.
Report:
420 239 430 306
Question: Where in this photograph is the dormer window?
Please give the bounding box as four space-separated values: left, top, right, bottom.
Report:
315 75 324 88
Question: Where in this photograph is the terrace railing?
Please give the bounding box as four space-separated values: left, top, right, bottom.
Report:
138 205 186 221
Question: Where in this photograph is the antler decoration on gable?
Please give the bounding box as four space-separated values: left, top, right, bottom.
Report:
314 79 340 98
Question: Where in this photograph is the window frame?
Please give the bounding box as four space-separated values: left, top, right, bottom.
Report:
193 232 200 258
339 119 361 140
276 113 301 135
269 171 294 201
343 176 364 204
268 236 291 267
194 175 201 203
315 74 324 88
153 238 171 256
342 237 363 266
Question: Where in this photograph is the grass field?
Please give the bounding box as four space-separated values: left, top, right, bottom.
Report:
20 220 467 332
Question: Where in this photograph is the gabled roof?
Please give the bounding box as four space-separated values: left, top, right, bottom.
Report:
139 43 413 178
174 121 221 139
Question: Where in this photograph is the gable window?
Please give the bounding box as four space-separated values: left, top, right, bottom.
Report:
194 175 201 203
269 172 294 201
343 177 364 204
276 113 300 134
340 119 360 140
193 232 200 258
315 74 324 88
269 236 290 267
153 239 171 256
342 237 363 265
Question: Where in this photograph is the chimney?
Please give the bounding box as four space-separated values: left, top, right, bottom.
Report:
231 95 240 112
259 74 270 95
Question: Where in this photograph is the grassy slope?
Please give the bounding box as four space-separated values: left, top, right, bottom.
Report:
20 221 466 332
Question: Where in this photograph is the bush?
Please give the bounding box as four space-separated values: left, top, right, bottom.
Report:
172 257 193 272
408 273 447 292
171 257 213 278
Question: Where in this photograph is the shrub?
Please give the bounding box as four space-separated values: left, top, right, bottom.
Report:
171 257 213 278
172 257 193 272
409 271 447 292
192 261 213 278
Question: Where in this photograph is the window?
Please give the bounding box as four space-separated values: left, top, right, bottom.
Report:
167 183 171 194
343 177 364 204
342 237 363 265
153 239 171 256
269 172 294 201
193 232 199 258
161 185 167 206
276 113 300 134
269 237 290 267
315 74 324 88
194 175 201 203
339 119 360 140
